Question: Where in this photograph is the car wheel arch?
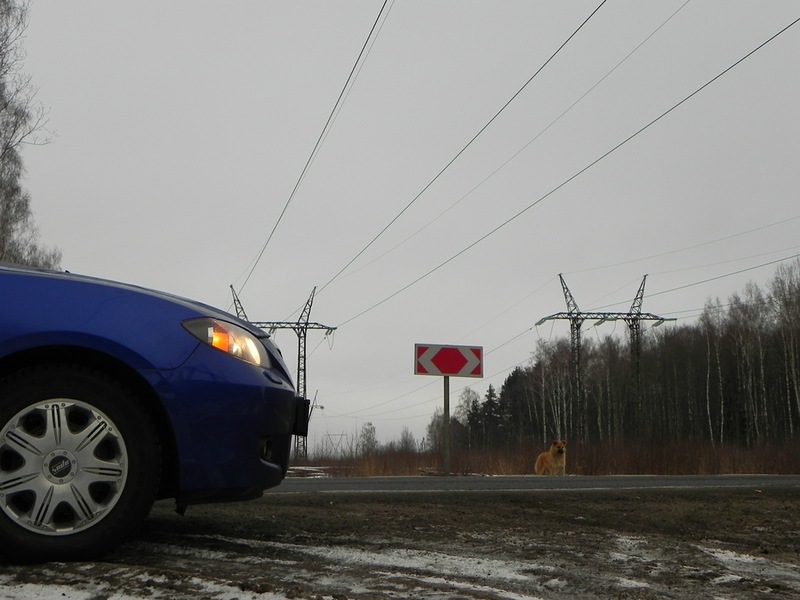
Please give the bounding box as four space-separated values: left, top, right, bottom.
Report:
0 347 180 499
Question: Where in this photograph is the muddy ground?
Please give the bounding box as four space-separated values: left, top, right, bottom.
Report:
2 486 800 599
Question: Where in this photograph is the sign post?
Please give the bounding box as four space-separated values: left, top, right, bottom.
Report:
443 374 450 474
414 344 483 475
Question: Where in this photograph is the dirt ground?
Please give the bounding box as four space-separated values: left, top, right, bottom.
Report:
2 486 799 599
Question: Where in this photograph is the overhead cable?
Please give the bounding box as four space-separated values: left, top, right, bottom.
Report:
236 0 391 294
316 0 610 296
337 15 800 328
337 0 691 281
642 253 800 300
569 214 800 274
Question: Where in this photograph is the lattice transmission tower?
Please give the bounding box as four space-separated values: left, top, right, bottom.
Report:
230 285 336 459
536 274 674 418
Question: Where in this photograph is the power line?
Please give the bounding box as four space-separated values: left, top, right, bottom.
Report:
650 245 800 276
580 243 800 308
569 214 800 275
333 325 537 419
334 0 691 283
315 0 610 296
331 251 800 421
237 0 391 294
589 253 800 311
336 15 800 328
314 1 397 156
347 251 800 420
646 253 800 299
330 248 800 421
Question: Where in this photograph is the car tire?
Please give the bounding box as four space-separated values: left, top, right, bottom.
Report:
0 365 161 562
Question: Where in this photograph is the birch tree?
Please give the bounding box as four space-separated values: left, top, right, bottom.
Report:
0 0 59 268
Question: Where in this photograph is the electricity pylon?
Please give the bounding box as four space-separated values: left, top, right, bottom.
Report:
230 285 336 459
536 274 674 415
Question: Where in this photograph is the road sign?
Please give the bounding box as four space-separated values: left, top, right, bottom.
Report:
415 344 483 378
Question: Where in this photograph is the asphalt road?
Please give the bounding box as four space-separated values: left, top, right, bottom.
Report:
275 473 800 494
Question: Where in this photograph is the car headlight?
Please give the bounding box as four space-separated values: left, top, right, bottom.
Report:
183 318 271 367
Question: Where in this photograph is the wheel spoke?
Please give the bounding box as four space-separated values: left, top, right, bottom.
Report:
46 404 66 447
0 468 39 492
77 455 124 484
31 485 58 529
69 418 111 455
69 482 100 522
3 427 45 461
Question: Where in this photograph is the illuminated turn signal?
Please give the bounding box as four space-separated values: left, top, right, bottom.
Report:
183 318 270 367
211 329 230 352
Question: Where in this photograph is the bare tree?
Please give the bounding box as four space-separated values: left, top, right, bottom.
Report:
454 387 478 425
771 260 800 436
358 422 378 456
397 426 416 453
0 0 59 268
425 408 443 452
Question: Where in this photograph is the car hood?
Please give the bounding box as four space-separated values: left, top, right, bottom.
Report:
0 263 291 374
2 262 248 327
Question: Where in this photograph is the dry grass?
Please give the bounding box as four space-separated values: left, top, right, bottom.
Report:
300 441 800 477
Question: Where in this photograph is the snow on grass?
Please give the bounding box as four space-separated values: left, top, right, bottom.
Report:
5 534 799 599
698 544 800 591
609 534 649 562
615 576 650 589
0 576 291 600
132 539 299 566
192 532 553 583
393 573 546 600
190 533 551 598
0 576 166 600
697 546 800 592
285 542 537 581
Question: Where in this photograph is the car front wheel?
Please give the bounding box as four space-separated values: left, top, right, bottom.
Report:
0 366 161 562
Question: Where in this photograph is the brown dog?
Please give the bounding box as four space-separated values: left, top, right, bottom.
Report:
535 439 567 476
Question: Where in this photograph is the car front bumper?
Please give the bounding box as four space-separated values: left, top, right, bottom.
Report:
142 343 309 506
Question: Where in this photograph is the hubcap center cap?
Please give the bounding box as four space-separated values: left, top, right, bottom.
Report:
43 450 77 483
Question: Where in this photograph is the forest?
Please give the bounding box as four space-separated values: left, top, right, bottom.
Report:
309 260 800 476
440 260 800 452
353 258 799 476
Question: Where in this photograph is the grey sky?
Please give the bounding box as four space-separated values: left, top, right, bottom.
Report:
21 2 800 446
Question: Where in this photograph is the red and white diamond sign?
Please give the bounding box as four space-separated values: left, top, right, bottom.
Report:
415 344 483 378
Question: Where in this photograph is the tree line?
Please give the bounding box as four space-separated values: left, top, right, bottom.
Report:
428 260 800 451
0 0 60 268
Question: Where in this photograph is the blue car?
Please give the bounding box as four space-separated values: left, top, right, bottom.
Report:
0 263 308 562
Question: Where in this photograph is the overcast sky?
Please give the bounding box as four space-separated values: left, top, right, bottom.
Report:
21 1 800 448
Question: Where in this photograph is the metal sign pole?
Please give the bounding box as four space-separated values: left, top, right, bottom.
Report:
414 343 483 476
443 375 450 475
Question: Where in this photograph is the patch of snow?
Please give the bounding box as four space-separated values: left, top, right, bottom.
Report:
698 545 800 592
711 573 746 585
0 582 152 600
286 466 331 478
194 532 553 583
609 534 659 566
0 576 294 600
615 577 650 589
542 577 567 589
701 547 762 564
401 573 546 600
190 533 551 597
185 576 288 600
278 541 537 582
133 539 297 567
614 535 646 552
